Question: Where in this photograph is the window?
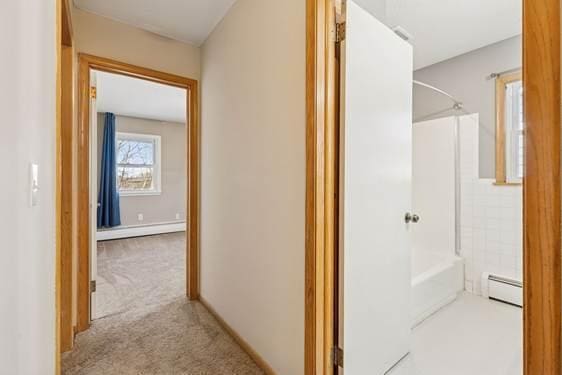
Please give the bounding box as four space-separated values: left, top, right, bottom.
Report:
116 132 161 195
495 71 523 184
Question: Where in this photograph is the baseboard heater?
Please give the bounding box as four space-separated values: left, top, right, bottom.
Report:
481 273 523 307
97 221 186 241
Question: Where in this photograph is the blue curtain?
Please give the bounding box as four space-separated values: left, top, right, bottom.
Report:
97 113 121 228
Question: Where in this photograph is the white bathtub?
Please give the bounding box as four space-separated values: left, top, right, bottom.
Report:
411 251 464 327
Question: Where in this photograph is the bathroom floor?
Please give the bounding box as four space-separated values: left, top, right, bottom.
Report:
389 292 522 375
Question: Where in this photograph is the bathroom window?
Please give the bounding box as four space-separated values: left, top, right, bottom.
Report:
495 71 523 184
116 132 161 195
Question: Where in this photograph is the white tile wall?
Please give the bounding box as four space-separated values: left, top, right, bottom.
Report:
458 114 523 295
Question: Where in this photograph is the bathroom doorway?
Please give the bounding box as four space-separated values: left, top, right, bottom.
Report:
304 0 560 373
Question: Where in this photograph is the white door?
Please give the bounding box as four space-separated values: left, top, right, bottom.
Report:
89 70 98 320
342 1 413 374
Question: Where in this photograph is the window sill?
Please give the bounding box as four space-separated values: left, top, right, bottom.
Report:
119 190 162 197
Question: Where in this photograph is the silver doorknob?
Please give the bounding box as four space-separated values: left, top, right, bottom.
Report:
405 213 420 223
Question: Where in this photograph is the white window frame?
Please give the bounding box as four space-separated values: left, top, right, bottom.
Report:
116 132 162 196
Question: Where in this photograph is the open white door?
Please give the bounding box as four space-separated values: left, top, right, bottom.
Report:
89 70 98 320
342 2 413 373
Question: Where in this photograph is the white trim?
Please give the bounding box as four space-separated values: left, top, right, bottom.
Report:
97 221 186 241
119 190 162 197
90 71 99 320
504 80 524 184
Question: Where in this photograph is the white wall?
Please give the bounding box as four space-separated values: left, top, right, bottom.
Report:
458 115 523 295
200 0 305 373
0 0 57 373
412 117 456 258
414 36 522 178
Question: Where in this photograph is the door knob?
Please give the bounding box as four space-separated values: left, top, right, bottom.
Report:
405 213 420 223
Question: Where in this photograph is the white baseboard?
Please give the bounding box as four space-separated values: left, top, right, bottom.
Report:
97 222 186 241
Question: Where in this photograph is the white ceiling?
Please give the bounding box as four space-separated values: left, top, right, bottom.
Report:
96 71 186 123
73 0 237 46
75 0 521 70
385 0 522 69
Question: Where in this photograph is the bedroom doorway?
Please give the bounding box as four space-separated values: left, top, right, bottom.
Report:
90 69 189 320
74 54 199 332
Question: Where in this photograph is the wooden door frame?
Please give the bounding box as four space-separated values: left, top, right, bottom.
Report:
74 54 200 332
304 0 562 374
56 0 74 370
59 36 74 352
523 0 561 373
305 0 339 373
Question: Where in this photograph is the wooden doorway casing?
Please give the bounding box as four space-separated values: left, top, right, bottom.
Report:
305 0 339 373
304 0 562 374
56 0 74 368
74 54 200 333
523 0 561 373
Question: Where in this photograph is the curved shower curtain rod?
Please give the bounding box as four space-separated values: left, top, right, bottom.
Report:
413 80 463 110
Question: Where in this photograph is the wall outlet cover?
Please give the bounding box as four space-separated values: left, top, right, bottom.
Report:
138 213 144 221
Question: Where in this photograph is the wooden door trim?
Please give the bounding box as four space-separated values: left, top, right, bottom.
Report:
495 70 523 184
59 44 74 353
75 54 200 332
305 0 338 373
523 0 561 373
57 0 74 370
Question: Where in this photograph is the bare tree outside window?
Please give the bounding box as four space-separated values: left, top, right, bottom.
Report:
116 133 161 194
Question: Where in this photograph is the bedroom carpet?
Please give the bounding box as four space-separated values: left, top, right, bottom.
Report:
95 232 187 319
62 233 264 375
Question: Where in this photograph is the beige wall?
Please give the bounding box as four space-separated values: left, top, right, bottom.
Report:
97 114 186 227
72 7 200 79
0 0 56 372
200 0 306 373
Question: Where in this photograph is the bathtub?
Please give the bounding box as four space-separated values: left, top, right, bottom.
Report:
411 251 464 327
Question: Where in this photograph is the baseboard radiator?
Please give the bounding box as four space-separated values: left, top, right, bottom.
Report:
97 221 186 241
481 273 523 307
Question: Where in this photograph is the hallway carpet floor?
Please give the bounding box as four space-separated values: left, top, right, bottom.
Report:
62 232 264 375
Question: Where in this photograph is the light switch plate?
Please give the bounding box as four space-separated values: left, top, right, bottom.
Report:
30 163 39 207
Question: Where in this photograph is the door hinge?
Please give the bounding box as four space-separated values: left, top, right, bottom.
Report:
332 346 344 368
90 86 97 99
90 280 96 293
336 22 346 43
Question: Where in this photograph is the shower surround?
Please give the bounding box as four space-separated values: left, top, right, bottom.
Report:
411 113 523 326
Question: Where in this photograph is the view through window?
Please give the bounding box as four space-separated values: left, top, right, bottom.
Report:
116 132 161 194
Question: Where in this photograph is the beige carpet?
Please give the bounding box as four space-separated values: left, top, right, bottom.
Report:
96 232 187 319
62 233 264 375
